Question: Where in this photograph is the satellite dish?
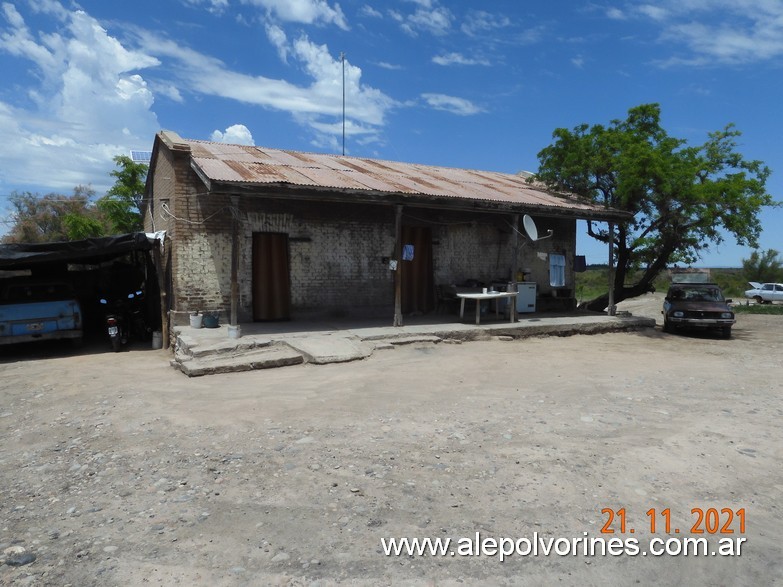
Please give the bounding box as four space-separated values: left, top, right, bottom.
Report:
522 214 553 241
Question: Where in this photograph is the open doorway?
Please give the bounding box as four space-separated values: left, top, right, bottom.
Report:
400 226 435 314
252 232 291 320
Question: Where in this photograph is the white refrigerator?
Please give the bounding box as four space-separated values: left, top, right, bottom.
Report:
516 282 537 313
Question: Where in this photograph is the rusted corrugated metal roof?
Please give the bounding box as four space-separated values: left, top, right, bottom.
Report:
176 136 615 216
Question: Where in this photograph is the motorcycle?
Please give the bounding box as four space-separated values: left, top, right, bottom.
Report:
99 290 148 352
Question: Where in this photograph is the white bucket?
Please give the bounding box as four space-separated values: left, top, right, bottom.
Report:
151 331 163 349
190 314 203 328
228 325 241 339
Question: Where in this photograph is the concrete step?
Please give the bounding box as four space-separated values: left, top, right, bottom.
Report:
173 346 304 377
284 335 373 365
186 338 273 359
174 331 273 358
383 335 442 345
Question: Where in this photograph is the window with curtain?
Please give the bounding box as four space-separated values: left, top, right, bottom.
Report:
549 253 566 287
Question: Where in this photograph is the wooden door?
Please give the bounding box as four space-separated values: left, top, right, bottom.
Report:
252 232 291 320
400 226 435 314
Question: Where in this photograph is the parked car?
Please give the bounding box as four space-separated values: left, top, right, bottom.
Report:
0 279 83 346
662 282 735 338
744 282 783 304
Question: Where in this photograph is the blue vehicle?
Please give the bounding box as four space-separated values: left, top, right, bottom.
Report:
0 279 83 346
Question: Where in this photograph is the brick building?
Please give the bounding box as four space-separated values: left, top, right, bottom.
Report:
143 131 628 332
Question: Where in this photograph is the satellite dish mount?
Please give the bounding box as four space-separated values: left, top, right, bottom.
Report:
522 214 553 242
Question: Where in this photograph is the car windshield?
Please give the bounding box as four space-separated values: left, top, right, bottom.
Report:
669 286 724 302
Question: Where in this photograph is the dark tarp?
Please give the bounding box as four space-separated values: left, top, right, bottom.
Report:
0 233 155 270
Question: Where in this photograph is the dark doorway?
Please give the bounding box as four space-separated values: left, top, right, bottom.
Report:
252 232 291 320
400 226 434 314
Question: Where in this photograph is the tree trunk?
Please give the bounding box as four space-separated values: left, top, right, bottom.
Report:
580 243 674 312
581 281 657 312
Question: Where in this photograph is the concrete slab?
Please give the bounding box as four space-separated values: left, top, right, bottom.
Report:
169 312 656 375
178 336 273 358
283 334 373 364
174 346 304 377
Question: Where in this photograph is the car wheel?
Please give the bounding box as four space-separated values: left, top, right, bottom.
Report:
663 318 672 333
722 326 732 339
754 296 763 304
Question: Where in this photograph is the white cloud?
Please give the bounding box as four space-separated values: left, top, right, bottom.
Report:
182 0 229 14
151 82 184 103
571 55 585 68
0 0 396 195
630 0 783 65
421 93 483 116
136 28 396 143
359 5 382 19
211 124 255 145
461 10 511 36
637 5 668 21
376 61 403 70
265 22 288 61
240 0 348 30
432 52 490 66
0 3 160 193
605 8 626 20
394 1 453 36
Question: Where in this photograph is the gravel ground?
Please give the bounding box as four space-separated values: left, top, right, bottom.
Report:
1 299 781 586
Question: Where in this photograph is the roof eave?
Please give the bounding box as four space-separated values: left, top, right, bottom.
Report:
204 180 633 223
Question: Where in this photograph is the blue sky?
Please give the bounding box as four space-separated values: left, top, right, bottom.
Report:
0 0 781 267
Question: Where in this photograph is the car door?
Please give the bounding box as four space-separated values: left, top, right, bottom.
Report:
774 284 783 302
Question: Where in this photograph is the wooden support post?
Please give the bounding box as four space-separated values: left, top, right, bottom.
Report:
152 240 169 349
230 195 240 327
393 204 403 327
510 213 519 322
607 222 616 316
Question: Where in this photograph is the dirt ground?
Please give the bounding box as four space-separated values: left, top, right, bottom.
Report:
1 295 781 586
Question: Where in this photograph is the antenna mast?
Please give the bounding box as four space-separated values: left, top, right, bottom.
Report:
340 51 346 155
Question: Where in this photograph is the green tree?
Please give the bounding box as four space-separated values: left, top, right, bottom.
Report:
742 249 783 283
3 186 106 243
533 103 775 311
96 155 148 234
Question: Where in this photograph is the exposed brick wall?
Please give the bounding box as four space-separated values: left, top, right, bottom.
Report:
243 202 395 315
427 212 576 294
168 200 577 321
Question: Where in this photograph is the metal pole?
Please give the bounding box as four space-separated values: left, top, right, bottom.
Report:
341 52 346 156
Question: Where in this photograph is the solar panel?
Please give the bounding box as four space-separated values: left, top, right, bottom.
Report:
130 150 152 162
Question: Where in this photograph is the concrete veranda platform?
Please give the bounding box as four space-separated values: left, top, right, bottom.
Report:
170 311 656 376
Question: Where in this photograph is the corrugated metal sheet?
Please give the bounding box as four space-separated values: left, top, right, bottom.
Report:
183 138 607 214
